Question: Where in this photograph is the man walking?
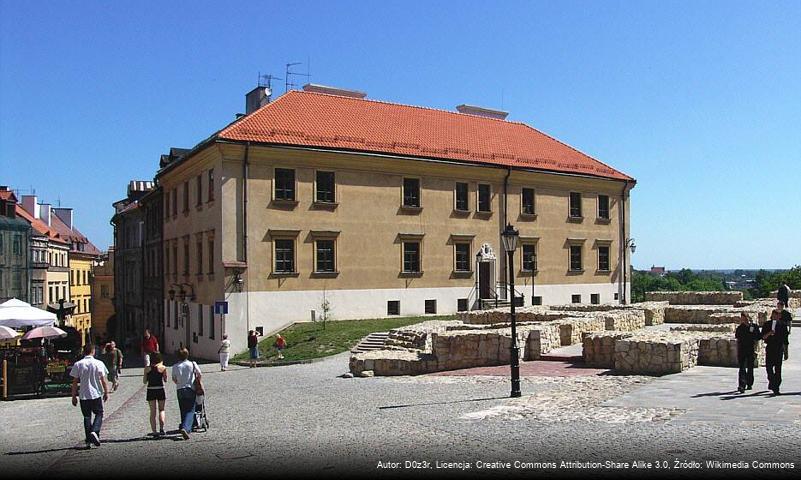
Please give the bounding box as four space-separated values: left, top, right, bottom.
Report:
70 344 110 448
735 313 760 393
777 281 790 309
141 328 159 367
777 300 792 360
762 309 789 396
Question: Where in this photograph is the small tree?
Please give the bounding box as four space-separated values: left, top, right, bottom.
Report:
319 290 332 330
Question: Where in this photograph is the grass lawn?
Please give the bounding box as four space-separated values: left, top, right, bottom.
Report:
232 315 454 363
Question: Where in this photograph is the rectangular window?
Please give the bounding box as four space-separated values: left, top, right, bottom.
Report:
403 178 420 207
598 246 610 271
478 184 491 212
275 239 295 273
208 236 214 274
172 244 178 276
198 304 204 337
316 171 335 203
532 296 543 306
457 298 469 312
569 192 582 218
101 285 109 298
172 189 177 216
454 243 470 272
183 238 190 275
315 239 335 273
165 246 170 275
598 195 610 219
403 241 420 273
591 293 600 305
13 235 22 254
425 299 437 314
196 174 203 206
572 294 581 304
455 182 469 211
614 293 619 301
209 305 215 339
174 302 179 330
387 300 400 316
183 181 189 212
196 238 203 274
275 168 295 201
522 188 535 215
522 244 537 272
208 169 215 201
570 245 583 271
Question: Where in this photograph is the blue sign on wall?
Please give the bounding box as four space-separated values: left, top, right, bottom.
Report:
214 301 228 315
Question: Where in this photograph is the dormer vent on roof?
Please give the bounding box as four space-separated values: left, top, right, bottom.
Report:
302 83 366 99
455 104 509 120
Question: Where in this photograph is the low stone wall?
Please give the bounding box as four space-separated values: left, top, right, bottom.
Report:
698 337 766 367
525 323 562 360
599 310 646 331
645 291 743 305
639 301 668 326
614 334 700 375
664 305 745 324
582 331 634 368
459 307 567 325
385 320 461 351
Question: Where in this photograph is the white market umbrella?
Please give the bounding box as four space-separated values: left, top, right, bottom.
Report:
0 325 19 340
0 298 57 329
22 325 67 341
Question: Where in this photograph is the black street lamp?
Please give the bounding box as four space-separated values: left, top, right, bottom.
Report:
501 223 521 398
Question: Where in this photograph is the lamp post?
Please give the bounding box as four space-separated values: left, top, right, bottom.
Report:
501 223 521 398
622 238 637 304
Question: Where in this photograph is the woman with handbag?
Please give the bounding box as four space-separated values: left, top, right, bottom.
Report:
171 348 203 440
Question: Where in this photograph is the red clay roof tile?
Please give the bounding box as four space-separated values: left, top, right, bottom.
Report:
218 91 633 181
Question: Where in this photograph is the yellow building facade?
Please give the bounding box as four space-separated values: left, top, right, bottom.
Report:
156 88 635 360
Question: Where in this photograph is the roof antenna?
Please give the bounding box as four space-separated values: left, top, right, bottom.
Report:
285 62 311 93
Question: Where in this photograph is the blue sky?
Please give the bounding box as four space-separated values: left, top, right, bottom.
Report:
1 0 799 269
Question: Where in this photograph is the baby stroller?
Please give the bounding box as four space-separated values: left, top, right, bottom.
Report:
193 393 209 432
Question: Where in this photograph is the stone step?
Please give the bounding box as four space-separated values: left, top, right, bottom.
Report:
351 332 390 353
538 354 584 362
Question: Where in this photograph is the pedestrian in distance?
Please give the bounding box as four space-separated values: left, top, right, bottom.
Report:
141 328 159 367
777 281 790 310
99 343 119 393
274 334 287 360
762 309 789 396
70 343 110 449
247 330 261 368
172 347 203 440
776 300 792 360
218 334 231 371
110 340 124 390
734 312 761 393
143 351 168 436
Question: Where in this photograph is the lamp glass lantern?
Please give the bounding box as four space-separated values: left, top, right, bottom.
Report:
501 224 519 252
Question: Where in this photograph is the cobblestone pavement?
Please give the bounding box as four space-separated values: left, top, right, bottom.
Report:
1 321 800 479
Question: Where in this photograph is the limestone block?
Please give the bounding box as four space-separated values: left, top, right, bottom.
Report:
645 291 743 305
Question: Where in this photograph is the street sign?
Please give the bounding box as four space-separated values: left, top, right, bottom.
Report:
214 301 228 315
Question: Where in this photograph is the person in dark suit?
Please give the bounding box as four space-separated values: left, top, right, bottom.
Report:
777 282 790 309
776 300 793 360
762 309 790 395
735 312 761 393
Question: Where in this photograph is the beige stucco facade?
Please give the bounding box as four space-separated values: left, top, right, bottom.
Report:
159 142 633 359
68 254 93 344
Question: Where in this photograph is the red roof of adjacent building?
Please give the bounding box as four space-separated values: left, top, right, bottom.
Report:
15 205 69 245
217 90 633 181
48 214 102 256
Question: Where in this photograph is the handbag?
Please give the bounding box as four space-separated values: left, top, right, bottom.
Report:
192 362 204 395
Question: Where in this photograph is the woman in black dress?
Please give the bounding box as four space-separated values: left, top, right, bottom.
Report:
143 351 168 436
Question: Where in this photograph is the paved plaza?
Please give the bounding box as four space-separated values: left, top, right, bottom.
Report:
2 318 799 479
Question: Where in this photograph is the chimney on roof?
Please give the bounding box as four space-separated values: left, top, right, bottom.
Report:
53 207 74 230
21 195 39 219
455 104 509 120
302 84 366 99
245 85 272 114
40 203 52 227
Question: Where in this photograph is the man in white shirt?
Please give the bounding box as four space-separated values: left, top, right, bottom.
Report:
70 344 110 448
171 347 202 440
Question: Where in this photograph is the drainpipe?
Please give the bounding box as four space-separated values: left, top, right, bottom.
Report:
501 167 512 300
619 180 631 304
243 142 250 332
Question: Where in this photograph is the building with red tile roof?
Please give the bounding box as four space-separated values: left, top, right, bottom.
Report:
153 85 637 360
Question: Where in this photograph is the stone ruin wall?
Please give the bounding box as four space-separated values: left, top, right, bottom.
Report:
770 289 801 309
645 291 743 305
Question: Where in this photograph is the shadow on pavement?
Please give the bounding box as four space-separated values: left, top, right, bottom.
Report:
378 396 507 410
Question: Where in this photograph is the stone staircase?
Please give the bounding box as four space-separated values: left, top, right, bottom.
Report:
351 332 389 353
